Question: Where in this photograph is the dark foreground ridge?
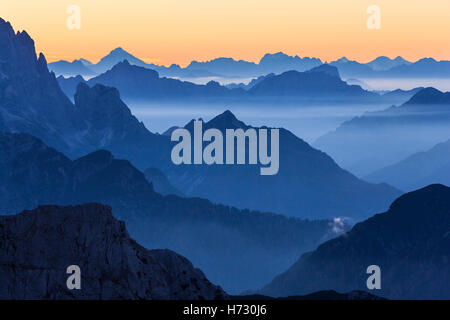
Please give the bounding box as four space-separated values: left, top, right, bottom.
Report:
260 184 450 299
0 203 227 300
235 290 383 300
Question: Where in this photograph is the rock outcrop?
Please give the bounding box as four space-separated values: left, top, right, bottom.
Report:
0 203 227 300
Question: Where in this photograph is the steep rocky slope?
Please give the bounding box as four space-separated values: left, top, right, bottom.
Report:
0 203 226 300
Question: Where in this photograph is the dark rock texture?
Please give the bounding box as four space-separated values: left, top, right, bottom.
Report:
0 203 227 300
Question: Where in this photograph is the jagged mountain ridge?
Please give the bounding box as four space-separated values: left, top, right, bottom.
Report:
56 61 380 102
159 110 401 220
50 47 448 81
0 203 226 300
0 20 400 222
0 132 339 293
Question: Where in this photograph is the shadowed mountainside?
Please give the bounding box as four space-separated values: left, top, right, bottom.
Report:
260 184 450 299
0 203 226 300
0 132 340 293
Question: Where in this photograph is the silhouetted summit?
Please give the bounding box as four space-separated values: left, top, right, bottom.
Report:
404 87 450 105
0 132 338 293
261 184 450 299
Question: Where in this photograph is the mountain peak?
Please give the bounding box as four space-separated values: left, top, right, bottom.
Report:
206 110 247 129
394 56 407 62
93 47 147 74
0 17 14 34
405 87 450 105
259 52 297 64
389 184 450 214
336 57 350 63
111 47 126 53
307 64 340 78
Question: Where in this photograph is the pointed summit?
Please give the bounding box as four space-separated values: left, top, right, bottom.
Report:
206 110 247 130
367 56 411 71
405 87 450 105
307 64 340 78
92 47 148 74
336 57 350 63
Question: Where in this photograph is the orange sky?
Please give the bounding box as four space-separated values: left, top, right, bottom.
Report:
1 0 449 66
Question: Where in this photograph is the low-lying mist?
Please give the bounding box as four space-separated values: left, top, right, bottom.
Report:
127 99 396 143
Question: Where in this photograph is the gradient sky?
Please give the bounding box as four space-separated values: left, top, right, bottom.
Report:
2 0 449 66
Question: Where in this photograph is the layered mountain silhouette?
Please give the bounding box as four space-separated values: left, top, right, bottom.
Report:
365 139 450 191
0 203 226 300
260 184 450 299
50 46 449 82
379 87 424 104
158 110 401 220
47 59 96 77
87 61 243 99
329 57 375 78
0 132 339 293
247 65 377 99
315 87 450 176
226 73 275 90
50 50 323 79
366 56 411 71
57 61 381 102
90 47 149 74
0 20 400 223
258 52 322 74
330 56 450 79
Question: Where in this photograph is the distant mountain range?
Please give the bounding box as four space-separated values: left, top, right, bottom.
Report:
0 20 401 224
46 59 97 77
365 139 450 191
49 46 450 82
314 87 450 176
158 110 401 220
2 16 449 300
246 65 377 99
330 56 450 79
0 203 226 300
49 49 323 79
260 184 450 299
57 62 389 103
366 56 411 71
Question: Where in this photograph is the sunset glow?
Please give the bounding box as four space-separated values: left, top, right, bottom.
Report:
2 0 450 65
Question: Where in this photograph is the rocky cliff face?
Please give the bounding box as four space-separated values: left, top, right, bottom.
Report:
0 18 85 156
0 203 227 300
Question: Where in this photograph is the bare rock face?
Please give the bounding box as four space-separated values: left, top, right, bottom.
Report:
0 203 227 300
0 18 85 156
